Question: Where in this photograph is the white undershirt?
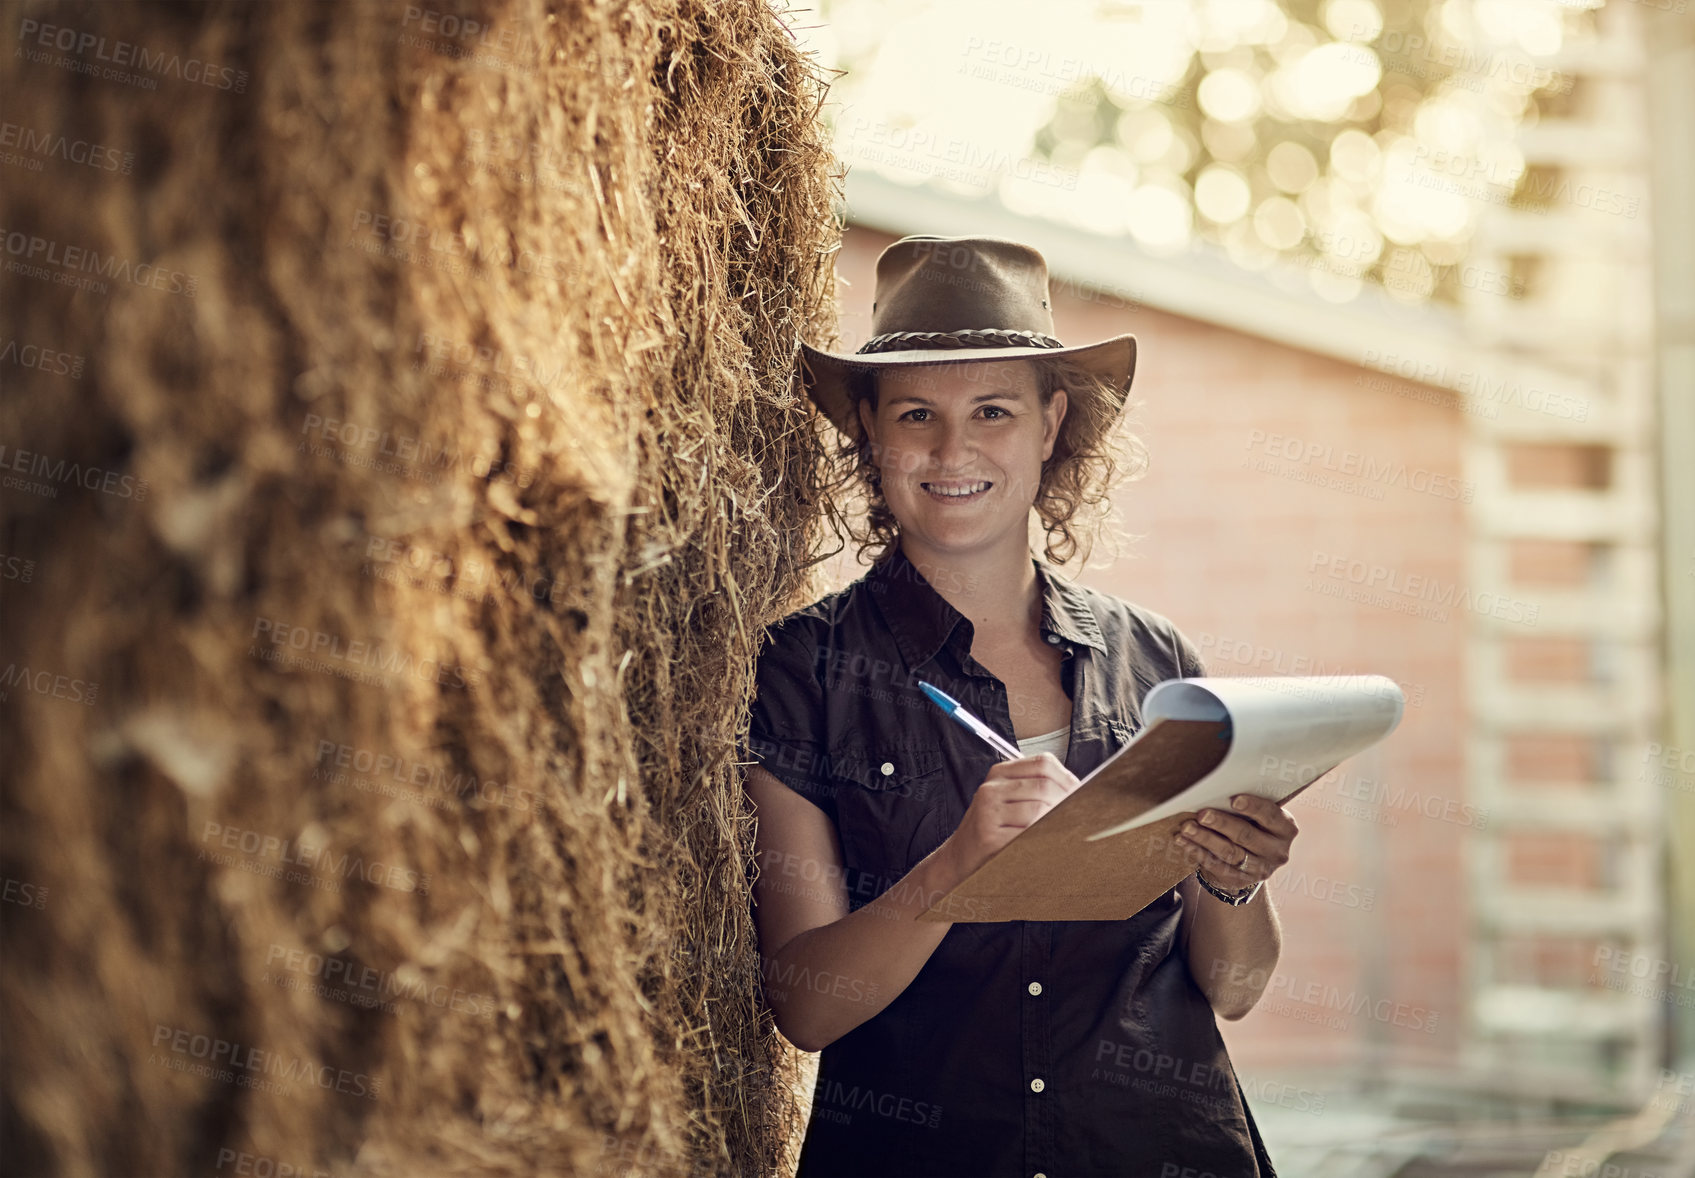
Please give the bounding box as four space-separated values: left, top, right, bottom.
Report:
1015 725 1070 763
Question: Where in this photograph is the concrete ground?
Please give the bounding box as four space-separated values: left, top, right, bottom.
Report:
1246 1069 1695 1178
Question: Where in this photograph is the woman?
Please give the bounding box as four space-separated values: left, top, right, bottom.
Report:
743 235 1298 1177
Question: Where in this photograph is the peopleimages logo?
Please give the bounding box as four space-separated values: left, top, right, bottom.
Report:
811 1078 942 1130
300 413 535 488
1360 349 1590 421
0 337 84 379
0 122 133 174
200 821 430 895
1344 25 1571 92
1642 742 1695 793
0 662 98 706
397 5 548 72
0 444 148 499
345 209 575 285
413 331 571 393
0 227 197 296
314 738 536 813
958 37 1189 106
215 1148 335 1178
264 943 496 1021
149 1024 379 1100
1244 430 1474 502
362 534 564 609
838 117 1079 192
1210 962 1440 1034
1307 551 1539 626
2 877 48 910
760 955 882 1008
16 18 249 91
0 553 37 583
1271 868 1376 910
1194 632 1427 707
1268 757 1490 831
1591 946 1695 1007
250 616 480 690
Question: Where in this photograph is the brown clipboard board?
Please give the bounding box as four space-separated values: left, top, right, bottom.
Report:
915 717 1322 923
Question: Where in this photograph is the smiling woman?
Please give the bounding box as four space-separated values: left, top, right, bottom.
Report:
744 235 1301 1177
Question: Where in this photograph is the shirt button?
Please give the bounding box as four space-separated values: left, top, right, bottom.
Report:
880 762 894 776
1030 1077 1045 1093
1027 981 1043 996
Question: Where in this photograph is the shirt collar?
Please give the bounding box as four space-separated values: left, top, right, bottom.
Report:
1040 562 1109 654
866 544 1107 671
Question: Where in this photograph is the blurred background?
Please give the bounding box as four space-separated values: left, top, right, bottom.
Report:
791 0 1695 1172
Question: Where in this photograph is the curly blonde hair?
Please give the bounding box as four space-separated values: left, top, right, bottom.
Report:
818 353 1149 570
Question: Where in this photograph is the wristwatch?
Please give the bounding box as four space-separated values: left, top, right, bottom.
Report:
1195 870 1262 906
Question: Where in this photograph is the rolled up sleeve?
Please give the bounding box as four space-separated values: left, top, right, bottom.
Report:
742 616 836 820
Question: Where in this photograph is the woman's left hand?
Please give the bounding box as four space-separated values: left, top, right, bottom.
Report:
1174 795 1299 891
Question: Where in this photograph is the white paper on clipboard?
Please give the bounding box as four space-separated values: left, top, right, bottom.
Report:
1085 675 1405 842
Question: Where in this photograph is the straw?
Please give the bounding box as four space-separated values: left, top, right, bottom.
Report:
0 0 840 1173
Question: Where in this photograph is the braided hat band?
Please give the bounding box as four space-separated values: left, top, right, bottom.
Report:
855 328 1066 356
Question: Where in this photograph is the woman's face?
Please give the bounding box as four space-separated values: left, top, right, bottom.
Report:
857 359 1068 560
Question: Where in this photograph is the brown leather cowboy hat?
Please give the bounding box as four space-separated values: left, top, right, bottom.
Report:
798 235 1137 448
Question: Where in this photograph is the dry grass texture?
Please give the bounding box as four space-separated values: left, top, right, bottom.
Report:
0 0 840 1174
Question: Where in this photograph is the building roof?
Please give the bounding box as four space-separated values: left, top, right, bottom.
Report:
844 169 1602 439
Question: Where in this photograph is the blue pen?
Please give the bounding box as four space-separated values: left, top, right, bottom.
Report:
917 680 1026 762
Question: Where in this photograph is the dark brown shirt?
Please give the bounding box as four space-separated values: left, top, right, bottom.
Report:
744 546 1278 1178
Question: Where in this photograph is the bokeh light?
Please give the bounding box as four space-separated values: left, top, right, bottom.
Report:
806 0 1588 309
1196 164 1254 223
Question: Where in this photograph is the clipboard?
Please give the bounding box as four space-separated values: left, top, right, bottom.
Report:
916 675 1404 923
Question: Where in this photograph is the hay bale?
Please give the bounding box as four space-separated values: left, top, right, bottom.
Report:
0 1 839 1174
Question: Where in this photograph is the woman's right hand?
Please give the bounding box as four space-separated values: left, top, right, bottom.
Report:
941 753 1082 881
